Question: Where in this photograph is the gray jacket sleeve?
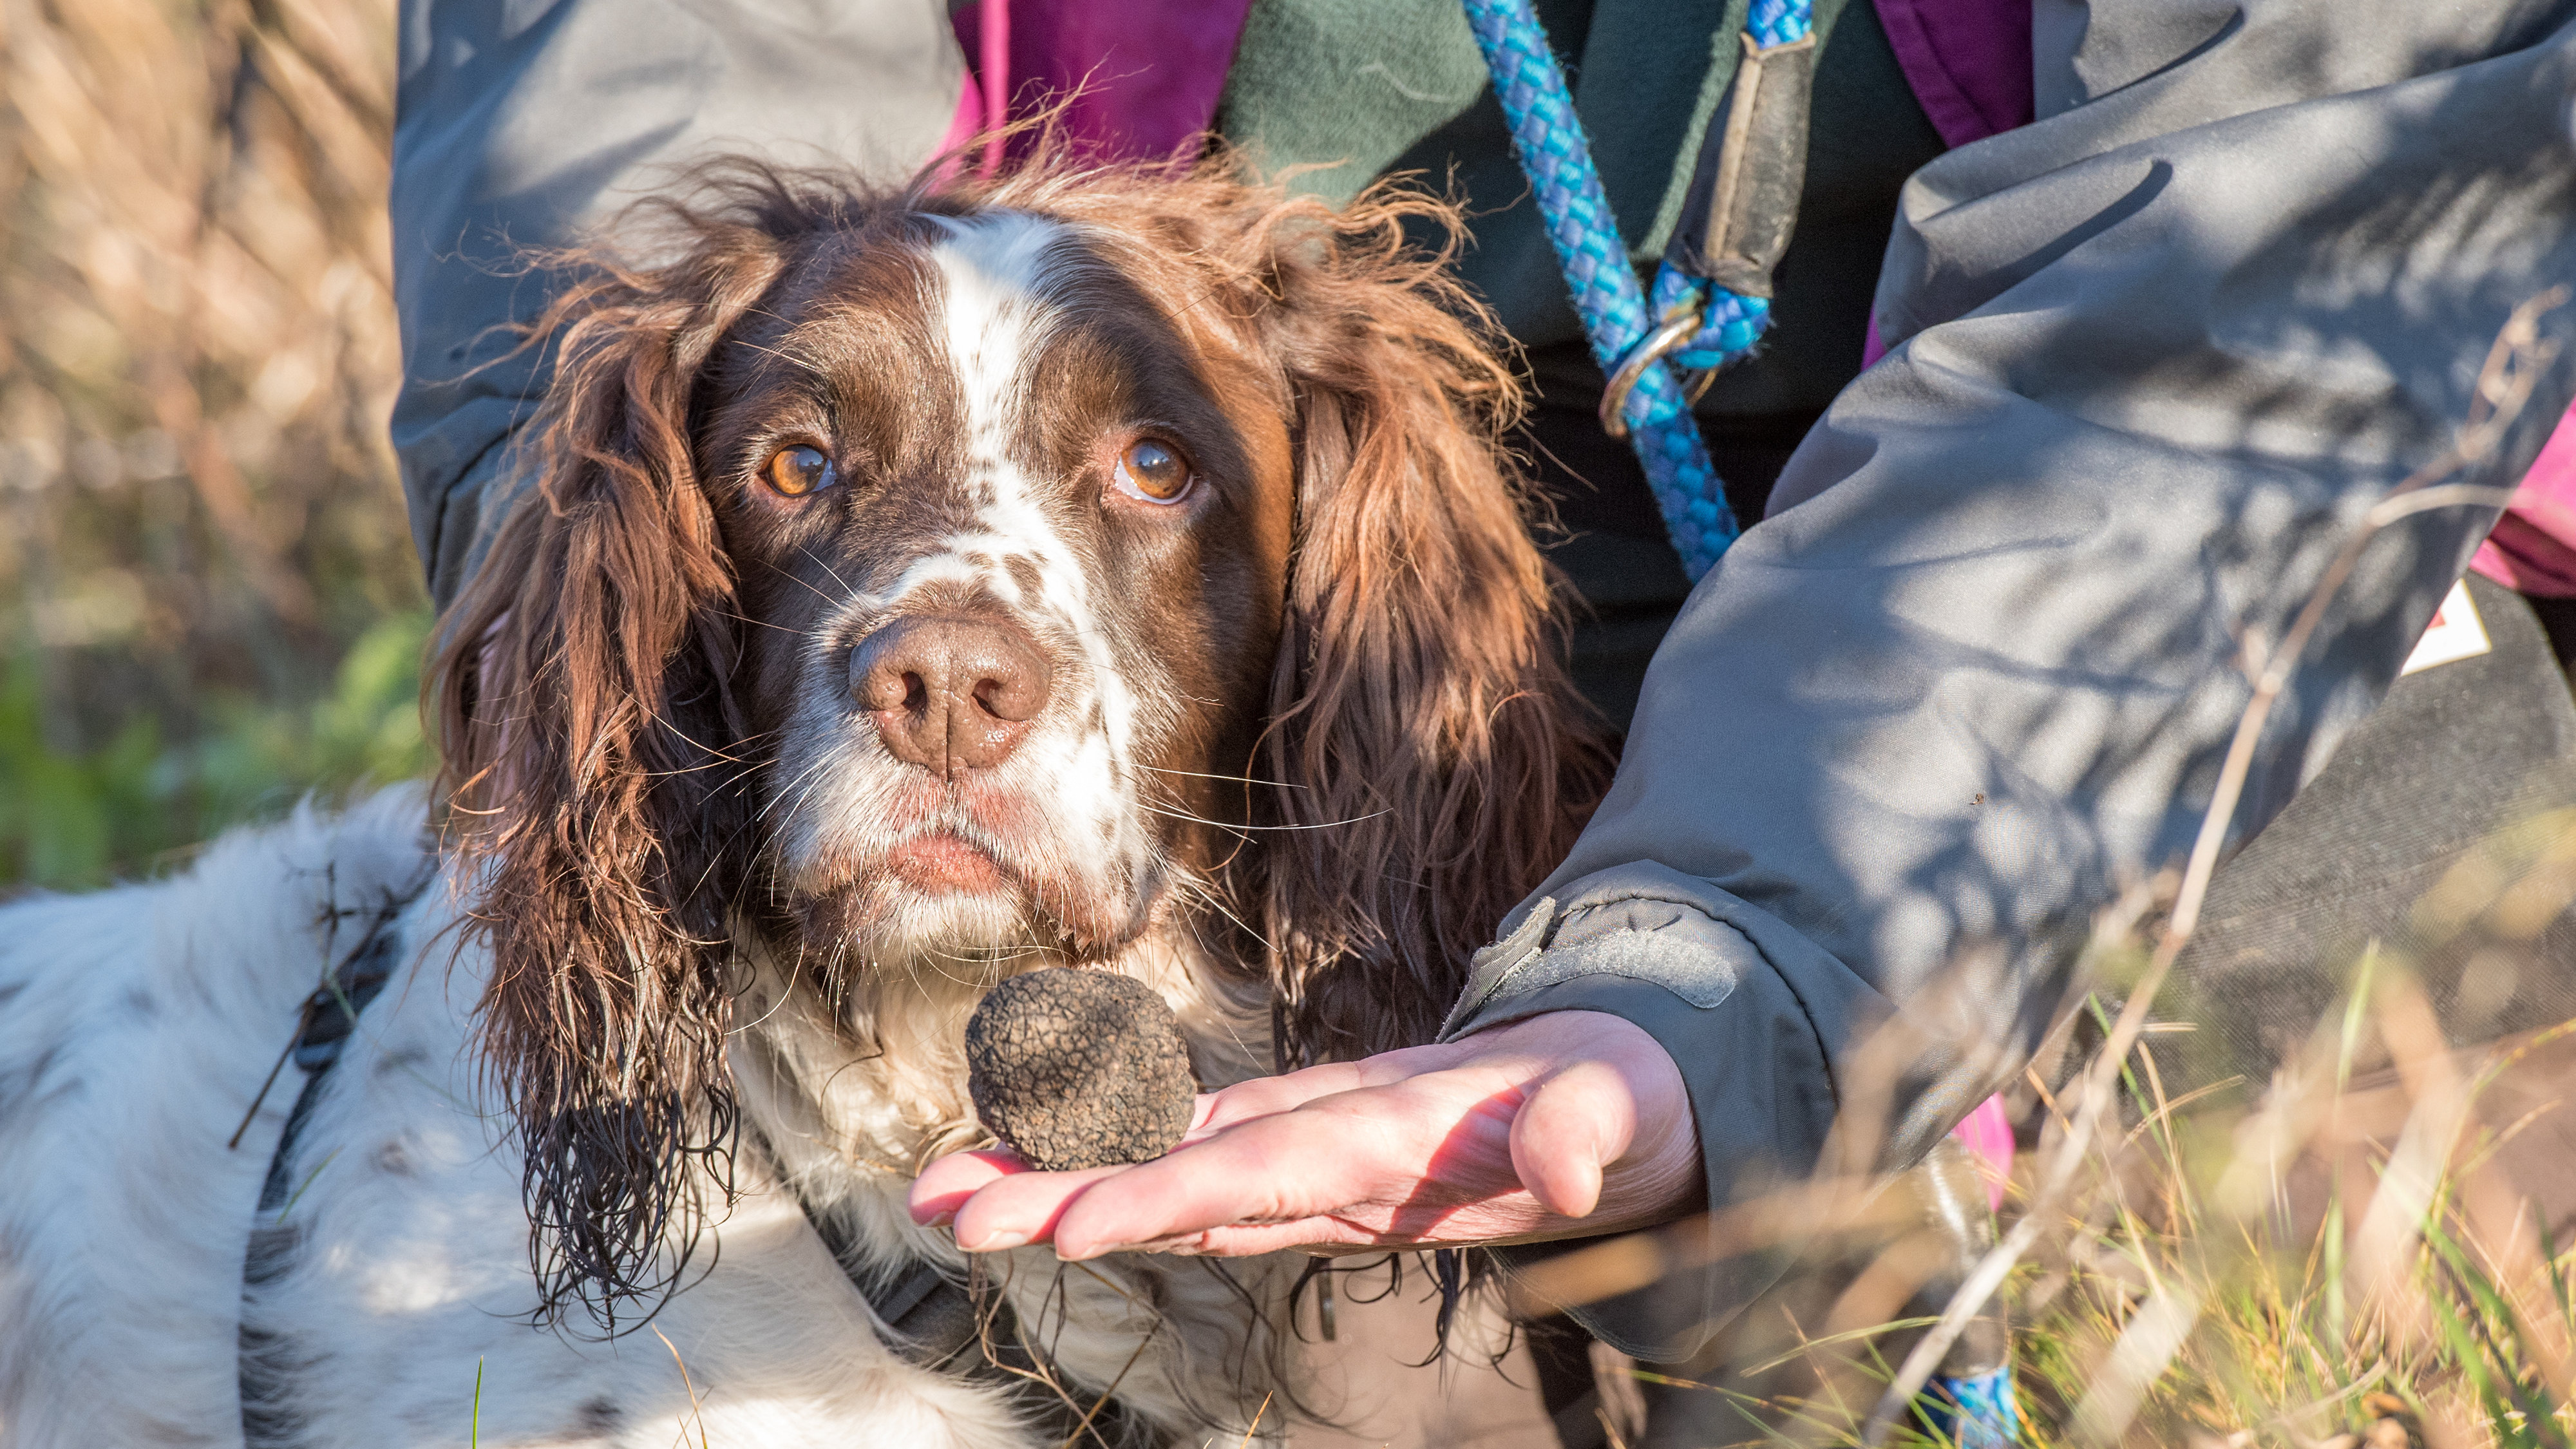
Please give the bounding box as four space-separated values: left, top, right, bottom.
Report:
1446 0 2576 1358
392 0 965 608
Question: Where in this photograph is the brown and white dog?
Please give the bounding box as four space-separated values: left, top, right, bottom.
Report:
0 156 1611 1446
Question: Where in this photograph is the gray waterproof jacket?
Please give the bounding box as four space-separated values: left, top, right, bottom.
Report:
393 0 2576 1358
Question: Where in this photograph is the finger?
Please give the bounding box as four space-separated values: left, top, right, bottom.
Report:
1188 1047 1446 1133
945 1162 1131 1251
1145 1217 1405 1257
1508 1061 1638 1220
1045 1101 1428 1260
908 1148 1032 1227
1162 1199 1564 1257
1186 1074 1334 1135
934 1076 1432 1250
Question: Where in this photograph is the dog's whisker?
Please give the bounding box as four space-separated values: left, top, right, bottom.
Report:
1132 764 1306 790
755 554 857 611
695 757 776 799
1171 870 1282 965
772 762 840 832
793 544 862 605
1135 802 1390 833
757 746 850 826
715 608 808 636
636 728 781 780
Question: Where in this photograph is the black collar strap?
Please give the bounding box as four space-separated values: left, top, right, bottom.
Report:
769 1133 1149 1446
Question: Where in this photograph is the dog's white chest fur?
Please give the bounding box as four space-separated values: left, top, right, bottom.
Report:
239 878 1028 1446
0 793 1555 1448
0 794 1255 1447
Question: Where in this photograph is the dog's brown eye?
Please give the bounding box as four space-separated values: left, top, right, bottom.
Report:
1113 438 1193 502
762 445 836 497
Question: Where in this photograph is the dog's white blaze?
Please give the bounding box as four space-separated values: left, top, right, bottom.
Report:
920 214 1141 808
776 214 1163 923
938 495 1146 767
859 550 989 612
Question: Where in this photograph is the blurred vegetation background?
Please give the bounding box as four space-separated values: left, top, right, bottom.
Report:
0 0 429 889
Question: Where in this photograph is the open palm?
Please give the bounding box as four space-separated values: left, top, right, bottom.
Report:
909 1010 1703 1260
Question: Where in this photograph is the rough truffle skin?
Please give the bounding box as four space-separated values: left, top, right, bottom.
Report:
964 969 1198 1172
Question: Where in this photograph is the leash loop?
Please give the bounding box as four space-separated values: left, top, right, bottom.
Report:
1598 310 1705 440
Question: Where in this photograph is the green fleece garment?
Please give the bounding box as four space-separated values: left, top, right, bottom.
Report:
1213 0 1947 419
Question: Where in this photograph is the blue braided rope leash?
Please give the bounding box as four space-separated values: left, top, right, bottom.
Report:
1920 1364 2023 1448
1461 0 1810 579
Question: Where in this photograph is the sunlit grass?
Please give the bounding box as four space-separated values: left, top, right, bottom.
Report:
0 605 431 886
1566 941 2576 1449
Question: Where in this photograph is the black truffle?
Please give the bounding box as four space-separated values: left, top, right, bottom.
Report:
964 969 1198 1172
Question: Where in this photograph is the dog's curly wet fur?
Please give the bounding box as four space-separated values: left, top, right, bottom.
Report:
0 150 1613 1446
435 152 1613 1329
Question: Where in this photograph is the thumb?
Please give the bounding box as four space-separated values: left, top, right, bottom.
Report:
1507 1062 1639 1220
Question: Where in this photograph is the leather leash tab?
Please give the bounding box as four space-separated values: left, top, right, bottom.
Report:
1685 31 1817 299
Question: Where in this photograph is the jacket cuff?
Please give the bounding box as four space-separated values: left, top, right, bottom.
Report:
1437 861 1853 1360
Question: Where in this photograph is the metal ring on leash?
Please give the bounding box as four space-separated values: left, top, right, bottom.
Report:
1597 312 1705 439
1683 358 1722 407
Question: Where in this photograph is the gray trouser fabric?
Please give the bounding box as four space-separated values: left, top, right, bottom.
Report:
2161 571 2576 1092
1446 1 2576 1357
392 0 961 605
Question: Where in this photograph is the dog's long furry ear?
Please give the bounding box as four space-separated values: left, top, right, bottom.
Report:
1246 189 1617 1067
433 222 783 1329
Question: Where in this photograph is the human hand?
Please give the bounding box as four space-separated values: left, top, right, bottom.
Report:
908 1009 1702 1260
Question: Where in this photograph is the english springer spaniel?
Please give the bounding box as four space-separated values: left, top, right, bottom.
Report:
0 155 1612 1446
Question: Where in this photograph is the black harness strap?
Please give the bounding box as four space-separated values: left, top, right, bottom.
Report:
239 875 426 1445
254 903 408 1213
785 1153 994 1372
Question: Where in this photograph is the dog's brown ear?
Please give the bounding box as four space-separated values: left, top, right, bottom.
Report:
433 223 783 1329
1244 189 1616 1067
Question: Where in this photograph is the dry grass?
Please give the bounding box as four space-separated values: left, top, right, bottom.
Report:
1991 947 2576 1449
1522 887 2576 1449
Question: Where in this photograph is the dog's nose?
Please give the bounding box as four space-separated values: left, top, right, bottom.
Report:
849 616 1053 777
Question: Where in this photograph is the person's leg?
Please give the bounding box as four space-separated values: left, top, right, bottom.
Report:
2163 571 2576 1095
